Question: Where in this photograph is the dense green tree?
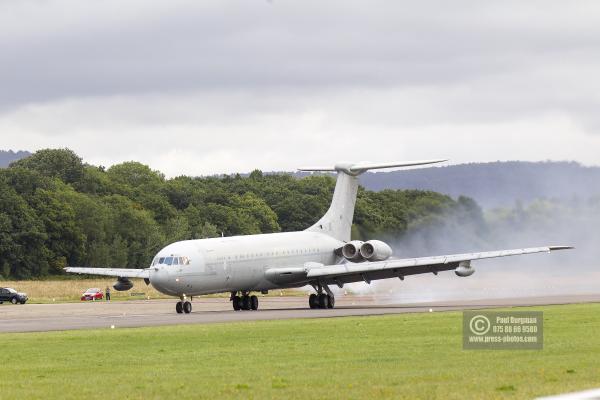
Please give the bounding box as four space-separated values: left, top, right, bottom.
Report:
273 194 324 232
29 188 85 272
74 165 113 195
236 192 280 233
164 214 192 243
249 169 263 180
107 162 164 188
0 181 48 278
102 195 165 267
197 221 220 239
164 176 202 210
55 186 112 267
0 166 52 197
10 148 84 184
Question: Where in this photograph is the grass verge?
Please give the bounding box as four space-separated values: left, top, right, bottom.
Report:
1 303 599 399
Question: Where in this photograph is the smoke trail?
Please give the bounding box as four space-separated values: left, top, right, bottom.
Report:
342 197 600 303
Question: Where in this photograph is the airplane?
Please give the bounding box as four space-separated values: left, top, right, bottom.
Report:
66 160 572 314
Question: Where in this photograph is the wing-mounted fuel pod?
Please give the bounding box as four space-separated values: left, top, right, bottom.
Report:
455 261 475 277
113 277 134 291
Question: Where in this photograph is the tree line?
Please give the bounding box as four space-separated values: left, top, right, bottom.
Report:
0 149 484 279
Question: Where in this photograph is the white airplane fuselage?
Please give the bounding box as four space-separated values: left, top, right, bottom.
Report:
150 231 343 296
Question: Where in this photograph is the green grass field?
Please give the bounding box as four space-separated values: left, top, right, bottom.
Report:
2 303 599 399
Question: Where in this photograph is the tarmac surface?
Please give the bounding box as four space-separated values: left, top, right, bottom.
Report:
1 294 599 333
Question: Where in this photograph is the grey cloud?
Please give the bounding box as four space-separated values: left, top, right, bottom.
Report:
2 1 600 109
1 0 600 174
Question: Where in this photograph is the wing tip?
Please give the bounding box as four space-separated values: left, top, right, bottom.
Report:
297 167 336 172
548 246 575 251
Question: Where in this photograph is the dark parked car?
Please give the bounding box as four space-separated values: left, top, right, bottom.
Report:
0 287 28 304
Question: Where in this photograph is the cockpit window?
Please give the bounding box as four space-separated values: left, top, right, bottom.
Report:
152 256 190 266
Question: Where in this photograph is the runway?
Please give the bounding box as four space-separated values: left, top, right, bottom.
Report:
1 294 599 333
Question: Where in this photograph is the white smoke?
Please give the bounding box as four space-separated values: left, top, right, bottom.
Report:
342 197 600 303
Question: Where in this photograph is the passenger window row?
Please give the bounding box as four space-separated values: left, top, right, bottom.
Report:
215 248 324 262
153 248 328 265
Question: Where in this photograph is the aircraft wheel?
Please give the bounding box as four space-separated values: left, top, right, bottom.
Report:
309 294 318 309
327 295 335 309
242 295 251 310
183 301 192 314
318 293 329 309
232 296 241 311
250 295 259 310
176 301 183 314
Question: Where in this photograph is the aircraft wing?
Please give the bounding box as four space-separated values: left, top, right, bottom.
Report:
296 246 572 286
64 267 150 279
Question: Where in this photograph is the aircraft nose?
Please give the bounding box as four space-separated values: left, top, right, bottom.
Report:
149 265 183 296
149 266 169 287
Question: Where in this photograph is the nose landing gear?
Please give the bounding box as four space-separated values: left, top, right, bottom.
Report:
230 292 259 311
176 296 192 314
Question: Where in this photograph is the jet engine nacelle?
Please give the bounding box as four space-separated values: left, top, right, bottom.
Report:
113 277 134 291
455 262 475 277
342 241 365 261
359 240 393 261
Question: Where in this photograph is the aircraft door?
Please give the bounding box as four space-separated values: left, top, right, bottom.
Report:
224 260 231 281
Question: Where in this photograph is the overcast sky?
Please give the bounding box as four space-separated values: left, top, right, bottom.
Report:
1 0 599 176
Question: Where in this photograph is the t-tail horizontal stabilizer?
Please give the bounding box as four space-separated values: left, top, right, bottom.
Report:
299 159 447 176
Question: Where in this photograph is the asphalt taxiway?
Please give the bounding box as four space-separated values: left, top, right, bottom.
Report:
1 294 599 333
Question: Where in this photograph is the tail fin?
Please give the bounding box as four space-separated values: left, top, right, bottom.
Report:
300 160 447 242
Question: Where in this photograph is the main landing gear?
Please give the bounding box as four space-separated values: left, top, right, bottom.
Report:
176 296 192 314
230 291 259 311
309 283 335 309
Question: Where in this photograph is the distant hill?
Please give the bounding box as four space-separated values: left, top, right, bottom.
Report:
357 161 600 209
0 150 30 167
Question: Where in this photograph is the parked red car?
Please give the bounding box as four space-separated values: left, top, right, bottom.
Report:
81 288 103 301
